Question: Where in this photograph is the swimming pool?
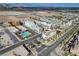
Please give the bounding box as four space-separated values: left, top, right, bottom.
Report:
21 31 31 38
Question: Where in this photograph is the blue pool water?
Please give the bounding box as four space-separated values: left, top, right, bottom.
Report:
21 31 31 38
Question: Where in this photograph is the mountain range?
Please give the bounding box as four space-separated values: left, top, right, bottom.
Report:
0 3 79 11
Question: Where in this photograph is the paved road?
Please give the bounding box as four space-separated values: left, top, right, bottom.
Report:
0 24 78 56
5 28 20 43
38 25 78 56
36 45 46 53
0 30 41 55
50 50 59 56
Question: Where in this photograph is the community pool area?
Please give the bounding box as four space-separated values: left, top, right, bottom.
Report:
21 31 31 38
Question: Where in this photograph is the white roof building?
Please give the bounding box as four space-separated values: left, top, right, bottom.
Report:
35 20 52 29
23 20 42 33
42 30 56 39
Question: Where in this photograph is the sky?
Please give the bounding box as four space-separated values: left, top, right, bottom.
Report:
25 3 79 7
2 3 79 7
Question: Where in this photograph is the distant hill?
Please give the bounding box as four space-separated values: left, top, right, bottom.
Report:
0 3 79 11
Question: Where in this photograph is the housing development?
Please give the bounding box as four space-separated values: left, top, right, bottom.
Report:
0 4 79 56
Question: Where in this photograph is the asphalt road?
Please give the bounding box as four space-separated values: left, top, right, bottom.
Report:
0 24 78 56
0 29 41 55
38 25 78 56
5 28 20 43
